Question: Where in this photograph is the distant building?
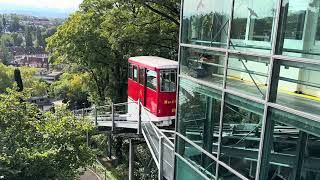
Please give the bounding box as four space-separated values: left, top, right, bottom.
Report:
14 54 49 69
29 96 53 111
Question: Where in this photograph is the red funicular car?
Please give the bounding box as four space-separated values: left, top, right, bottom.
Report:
127 56 178 126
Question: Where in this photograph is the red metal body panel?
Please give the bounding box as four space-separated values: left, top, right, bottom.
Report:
157 92 176 117
145 87 158 115
128 58 177 119
128 79 139 101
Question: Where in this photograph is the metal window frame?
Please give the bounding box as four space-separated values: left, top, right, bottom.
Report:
176 0 320 179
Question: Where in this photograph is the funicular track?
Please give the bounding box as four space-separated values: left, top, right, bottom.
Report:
73 101 251 180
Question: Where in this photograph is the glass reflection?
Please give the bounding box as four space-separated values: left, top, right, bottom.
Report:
276 61 320 117
227 54 269 99
219 94 264 179
182 0 231 47
230 0 277 54
279 0 320 59
180 47 226 87
177 78 222 178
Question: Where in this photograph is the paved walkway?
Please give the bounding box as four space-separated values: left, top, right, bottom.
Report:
80 169 99 180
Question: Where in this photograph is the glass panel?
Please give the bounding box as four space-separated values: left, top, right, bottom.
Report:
128 63 133 79
133 65 138 82
265 108 320 179
160 70 177 92
146 69 157 90
219 94 264 179
176 78 222 175
276 61 320 116
230 0 277 54
176 136 216 179
302 135 320 179
279 0 320 60
180 47 226 87
181 0 231 48
139 68 145 84
175 155 207 180
226 53 269 99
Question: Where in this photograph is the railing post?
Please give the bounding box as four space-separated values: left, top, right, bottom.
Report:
158 136 164 180
129 139 134 180
94 106 98 126
82 108 85 119
137 99 142 135
111 102 115 132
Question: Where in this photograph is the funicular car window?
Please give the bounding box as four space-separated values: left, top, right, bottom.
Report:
133 65 138 82
160 70 176 92
128 63 133 79
139 68 145 85
147 69 157 90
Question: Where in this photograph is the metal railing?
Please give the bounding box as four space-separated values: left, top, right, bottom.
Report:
73 101 249 180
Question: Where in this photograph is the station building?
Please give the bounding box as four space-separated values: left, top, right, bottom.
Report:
175 0 320 179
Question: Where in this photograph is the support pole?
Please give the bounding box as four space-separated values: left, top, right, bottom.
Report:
111 103 115 132
129 139 134 180
137 99 142 135
94 106 98 126
158 136 164 180
292 131 308 180
107 133 112 159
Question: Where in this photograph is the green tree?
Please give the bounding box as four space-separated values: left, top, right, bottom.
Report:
0 64 49 96
0 17 3 34
35 27 45 48
0 35 14 65
0 64 13 92
47 0 179 104
25 26 33 47
50 72 91 109
2 14 6 32
14 68 23 92
0 89 94 179
9 15 20 32
12 33 23 46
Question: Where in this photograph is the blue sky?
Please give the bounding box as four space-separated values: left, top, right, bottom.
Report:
0 0 82 10
0 0 83 17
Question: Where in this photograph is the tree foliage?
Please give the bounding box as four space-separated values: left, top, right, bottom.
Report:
47 0 180 104
8 15 21 32
0 90 94 179
50 72 91 110
0 64 48 96
25 26 33 47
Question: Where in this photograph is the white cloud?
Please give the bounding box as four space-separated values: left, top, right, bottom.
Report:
0 0 83 10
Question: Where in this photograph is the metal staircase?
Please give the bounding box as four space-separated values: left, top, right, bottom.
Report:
73 101 249 180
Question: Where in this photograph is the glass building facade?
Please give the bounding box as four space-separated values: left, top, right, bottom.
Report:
175 0 320 179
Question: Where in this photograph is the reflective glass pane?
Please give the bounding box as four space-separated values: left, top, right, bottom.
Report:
182 0 231 48
264 108 320 179
128 63 133 79
226 54 270 99
219 94 264 179
177 78 222 151
279 0 320 60
276 61 320 116
175 155 207 180
180 47 226 87
160 70 177 92
133 65 138 82
176 136 216 179
139 68 145 84
230 0 277 54
147 70 157 90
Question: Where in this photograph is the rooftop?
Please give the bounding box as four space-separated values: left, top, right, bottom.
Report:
129 56 178 70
